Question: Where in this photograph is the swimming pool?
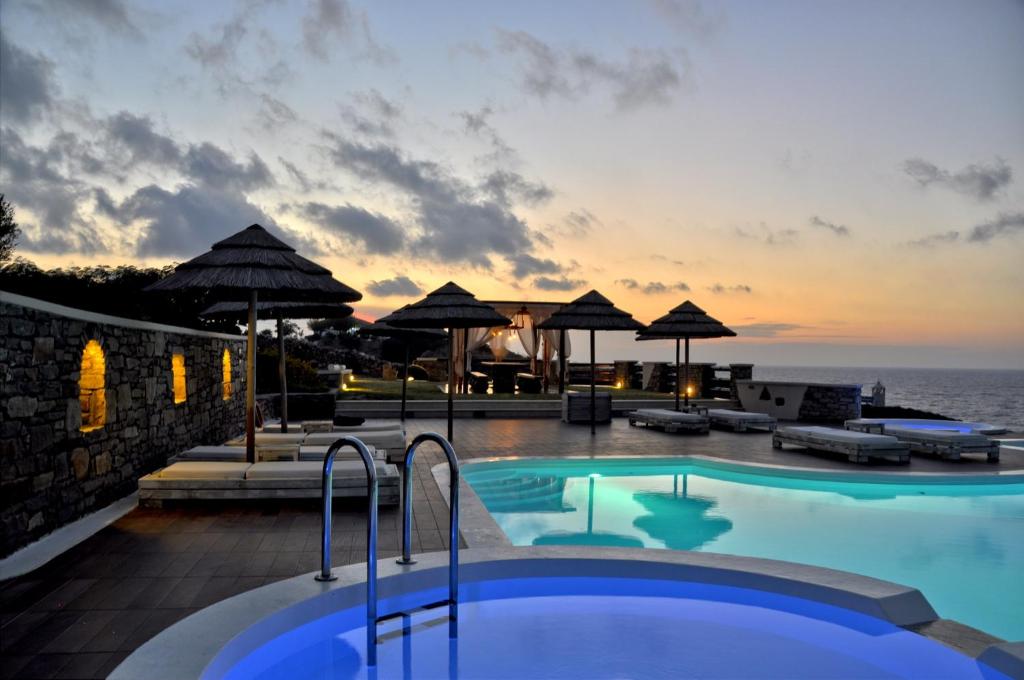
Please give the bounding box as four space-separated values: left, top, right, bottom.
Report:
463 458 1024 640
114 550 1015 679
213 577 1002 679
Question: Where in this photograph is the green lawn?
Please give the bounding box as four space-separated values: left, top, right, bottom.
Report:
338 376 675 400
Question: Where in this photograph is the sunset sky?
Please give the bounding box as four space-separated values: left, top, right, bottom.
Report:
2 0 1022 367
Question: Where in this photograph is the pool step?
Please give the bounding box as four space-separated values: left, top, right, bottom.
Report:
376 599 454 642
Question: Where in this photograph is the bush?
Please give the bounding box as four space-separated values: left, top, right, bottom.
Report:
256 350 327 392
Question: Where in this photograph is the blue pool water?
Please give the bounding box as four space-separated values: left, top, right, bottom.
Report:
464 459 1024 641
213 577 1005 679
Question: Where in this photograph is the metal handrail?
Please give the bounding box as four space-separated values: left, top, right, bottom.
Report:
314 436 379 665
396 432 460 638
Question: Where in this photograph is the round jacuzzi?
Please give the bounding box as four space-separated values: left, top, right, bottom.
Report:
111 548 1020 680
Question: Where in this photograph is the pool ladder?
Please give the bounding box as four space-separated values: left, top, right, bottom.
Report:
315 433 460 667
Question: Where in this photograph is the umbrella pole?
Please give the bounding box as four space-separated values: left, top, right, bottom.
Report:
590 329 596 436
461 328 469 395
400 343 409 424
277 314 288 434
683 336 691 409
558 330 566 394
674 338 681 412
448 329 454 442
245 290 257 464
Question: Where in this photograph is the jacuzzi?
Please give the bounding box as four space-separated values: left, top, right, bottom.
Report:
111 548 1022 679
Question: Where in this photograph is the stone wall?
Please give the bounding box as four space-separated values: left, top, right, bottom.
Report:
1 292 246 557
798 384 861 422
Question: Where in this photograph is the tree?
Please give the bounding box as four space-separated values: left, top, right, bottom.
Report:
0 195 19 263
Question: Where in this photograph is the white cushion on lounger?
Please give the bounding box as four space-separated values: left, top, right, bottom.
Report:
298 445 383 462
633 409 706 422
303 430 406 450
179 446 247 460
245 461 387 481
708 409 774 421
784 426 897 446
156 462 250 480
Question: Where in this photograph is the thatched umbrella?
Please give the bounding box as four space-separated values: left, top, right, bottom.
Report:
200 300 355 433
636 300 736 410
359 310 447 424
385 283 510 441
145 224 362 462
537 291 645 435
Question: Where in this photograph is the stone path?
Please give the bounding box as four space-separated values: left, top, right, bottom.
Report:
1 418 1020 679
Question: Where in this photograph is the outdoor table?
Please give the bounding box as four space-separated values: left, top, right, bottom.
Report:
481 361 528 393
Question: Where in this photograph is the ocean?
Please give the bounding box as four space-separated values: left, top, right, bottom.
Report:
753 366 1024 432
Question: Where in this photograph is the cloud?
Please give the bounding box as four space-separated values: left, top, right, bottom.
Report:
185 4 254 68
902 157 1012 201
730 322 805 338
104 111 182 166
905 213 1024 247
302 0 394 64
561 209 600 237
279 157 332 193
507 253 562 278
496 30 688 110
534 276 586 291
365 275 423 297
734 224 798 245
480 170 553 207
0 30 56 125
649 0 725 39
109 184 276 256
616 279 689 294
906 231 960 248
340 89 402 137
0 127 100 250
182 143 274 191
256 94 298 131
707 283 752 294
23 0 143 40
298 201 405 254
967 212 1024 243
323 135 537 267
809 215 850 237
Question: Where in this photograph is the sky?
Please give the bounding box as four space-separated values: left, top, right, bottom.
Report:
1 0 1022 368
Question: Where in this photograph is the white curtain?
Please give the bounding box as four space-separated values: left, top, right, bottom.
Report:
489 331 509 362
454 327 495 379
541 328 570 384
516 315 539 373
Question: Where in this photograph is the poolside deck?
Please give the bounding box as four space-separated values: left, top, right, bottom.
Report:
2 419 1022 679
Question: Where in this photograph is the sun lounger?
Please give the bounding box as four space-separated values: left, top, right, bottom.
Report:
628 409 710 434
225 432 306 446
138 460 399 506
772 426 910 464
303 429 406 452
176 444 382 463
707 409 777 433
883 426 999 462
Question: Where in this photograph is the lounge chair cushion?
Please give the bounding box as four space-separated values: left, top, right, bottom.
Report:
885 427 990 445
708 409 774 421
298 445 383 462
179 446 247 460
782 426 898 447
245 461 389 482
155 462 251 480
303 430 406 450
633 409 706 423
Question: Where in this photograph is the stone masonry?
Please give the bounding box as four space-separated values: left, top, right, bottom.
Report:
0 293 246 557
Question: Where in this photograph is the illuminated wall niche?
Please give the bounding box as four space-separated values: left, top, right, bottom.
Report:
222 348 232 400
172 353 187 404
79 340 106 432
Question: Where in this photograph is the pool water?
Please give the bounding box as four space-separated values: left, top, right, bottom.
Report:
464 459 1024 640
214 578 1005 679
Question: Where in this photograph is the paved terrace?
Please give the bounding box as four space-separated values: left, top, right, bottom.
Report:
2 419 1022 679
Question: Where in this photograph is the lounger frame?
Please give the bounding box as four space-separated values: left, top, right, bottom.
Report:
628 410 710 435
707 410 777 433
772 428 910 464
